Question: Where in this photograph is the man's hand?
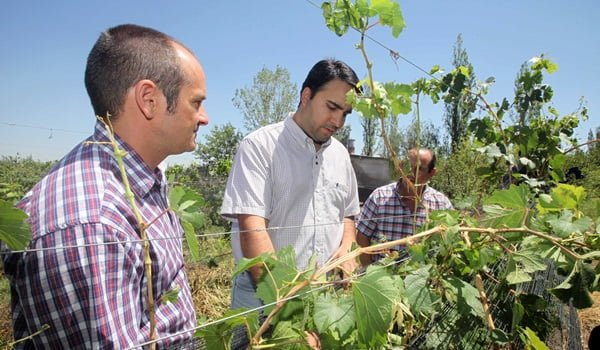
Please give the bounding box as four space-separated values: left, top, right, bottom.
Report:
331 217 359 278
331 243 359 278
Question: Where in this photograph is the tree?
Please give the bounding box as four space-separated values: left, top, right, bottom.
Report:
377 115 401 158
232 65 298 133
399 118 445 156
361 116 378 156
195 123 243 177
333 124 352 149
512 56 555 126
443 34 477 153
0 155 55 202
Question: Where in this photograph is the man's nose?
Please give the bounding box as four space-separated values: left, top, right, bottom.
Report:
198 107 209 126
330 111 345 128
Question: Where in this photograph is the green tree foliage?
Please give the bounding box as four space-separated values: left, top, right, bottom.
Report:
512 57 556 126
443 34 478 153
0 155 55 202
564 126 600 216
378 115 401 158
430 139 492 204
361 115 378 156
333 124 352 148
469 56 586 191
195 122 243 178
400 118 445 156
232 65 298 133
166 163 230 229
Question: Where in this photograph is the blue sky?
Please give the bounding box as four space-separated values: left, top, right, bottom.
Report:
1 0 598 165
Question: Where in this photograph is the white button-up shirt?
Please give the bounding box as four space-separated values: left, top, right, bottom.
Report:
221 115 360 269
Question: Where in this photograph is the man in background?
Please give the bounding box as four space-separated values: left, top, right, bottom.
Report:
357 148 453 265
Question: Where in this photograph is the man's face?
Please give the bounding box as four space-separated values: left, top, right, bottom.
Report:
409 151 434 186
299 79 353 144
160 45 209 155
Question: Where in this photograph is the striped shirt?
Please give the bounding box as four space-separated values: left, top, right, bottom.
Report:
357 181 453 262
221 115 360 270
3 122 196 349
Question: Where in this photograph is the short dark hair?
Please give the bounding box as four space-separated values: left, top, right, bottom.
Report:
84 24 186 118
300 59 359 100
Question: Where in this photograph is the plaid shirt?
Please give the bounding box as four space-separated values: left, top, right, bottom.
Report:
357 181 453 262
3 122 196 349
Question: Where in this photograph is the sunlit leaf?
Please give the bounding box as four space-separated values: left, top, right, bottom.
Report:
196 308 258 350
0 199 31 250
314 293 355 339
372 0 405 37
519 327 550 350
482 185 529 228
181 220 200 261
353 265 399 348
547 211 592 238
537 184 585 214
404 265 437 314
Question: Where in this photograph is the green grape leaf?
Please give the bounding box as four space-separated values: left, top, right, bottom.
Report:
371 0 405 37
160 285 181 304
314 293 355 339
181 220 200 261
169 186 206 229
511 302 525 333
547 212 592 238
519 327 550 350
196 308 259 350
269 321 306 349
232 253 273 279
352 265 399 348
482 185 530 228
505 255 532 285
442 277 484 319
404 265 437 314
550 260 596 308
0 199 31 250
537 184 586 214
256 247 308 318
383 82 413 115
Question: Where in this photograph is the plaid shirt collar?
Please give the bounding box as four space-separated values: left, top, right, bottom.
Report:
92 121 164 199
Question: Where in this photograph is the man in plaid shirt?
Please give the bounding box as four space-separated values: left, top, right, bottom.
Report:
3 24 209 349
356 148 453 264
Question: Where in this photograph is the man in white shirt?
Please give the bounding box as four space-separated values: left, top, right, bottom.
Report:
221 59 361 312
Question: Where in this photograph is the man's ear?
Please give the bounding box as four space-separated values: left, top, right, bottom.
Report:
430 168 437 177
134 79 159 120
300 87 312 107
